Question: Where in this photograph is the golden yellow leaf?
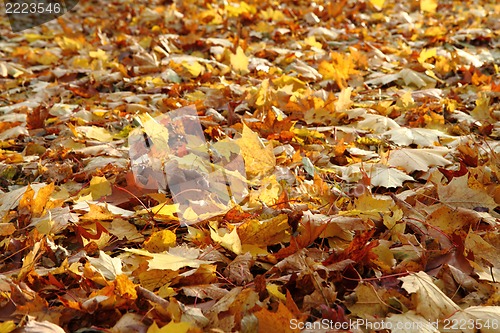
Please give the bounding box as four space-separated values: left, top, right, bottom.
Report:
318 52 358 89
89 49 109 61
248 174 282 207
138 113 171 154
81 204 114 220
144 230 177 253
236 124 275 178
302 36 322 49
125 248 213 271
115 274 137 300
182 61 205 77
89 176 112 200
210 223 242 254
76 126 114 142
37 50 60 65
225 1 256 17
471 93 494 123
260 7 285 21
254 78 271 107
57 36 85 51
349 192 395 221
0 223 15 236
368 0 385 10
18 185 35 214
149 203 179 218
267 283 286 301
147 321 193 333
418 48 437 64
0 320 16 333
230 46 249 74
31 183 55 217
23 33 51 42
420 0 438 13
238 214 290 247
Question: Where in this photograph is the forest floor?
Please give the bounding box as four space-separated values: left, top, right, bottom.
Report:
0 0 499 332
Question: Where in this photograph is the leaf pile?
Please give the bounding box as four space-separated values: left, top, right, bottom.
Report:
0 0 499 332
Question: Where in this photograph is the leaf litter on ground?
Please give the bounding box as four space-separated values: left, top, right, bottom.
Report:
0 0 499 332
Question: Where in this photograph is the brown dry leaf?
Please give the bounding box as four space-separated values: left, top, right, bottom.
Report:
0 223 16 236
426 206 481 233
437 174 497 211
347 283 388 318
464 232 500 282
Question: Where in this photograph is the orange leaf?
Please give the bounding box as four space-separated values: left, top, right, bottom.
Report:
254 303 300 333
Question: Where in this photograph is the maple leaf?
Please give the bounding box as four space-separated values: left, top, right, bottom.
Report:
400 271 461 320
330 229 378 265
87 250 123 280
437 174 497 211
125 247 214 271
388 148 452 173
2 0 499 329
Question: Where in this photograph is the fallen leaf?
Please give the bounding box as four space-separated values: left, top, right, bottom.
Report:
230 46 249 74
236 124 275 178
388 148 451 173
88 250 123 280
400 271 460 320
125 247 214 270
437 175 497 210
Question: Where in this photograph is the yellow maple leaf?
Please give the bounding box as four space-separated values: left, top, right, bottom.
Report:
90 176 112 200
149 202 179 218
89 49 109 61
144 230 177 253
0 223 15 236
0 321 16 333
210 223 242 254
30 182 55 217
147 321 193 333
182 61 205 77
238 214 290 247
115 274 137 300
420 0 438 13
318 52 358 89
230 46 249 74
137 113 170 154
236 124 275 179
368 0 385 10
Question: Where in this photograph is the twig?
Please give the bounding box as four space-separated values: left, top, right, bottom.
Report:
135 286 170 308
